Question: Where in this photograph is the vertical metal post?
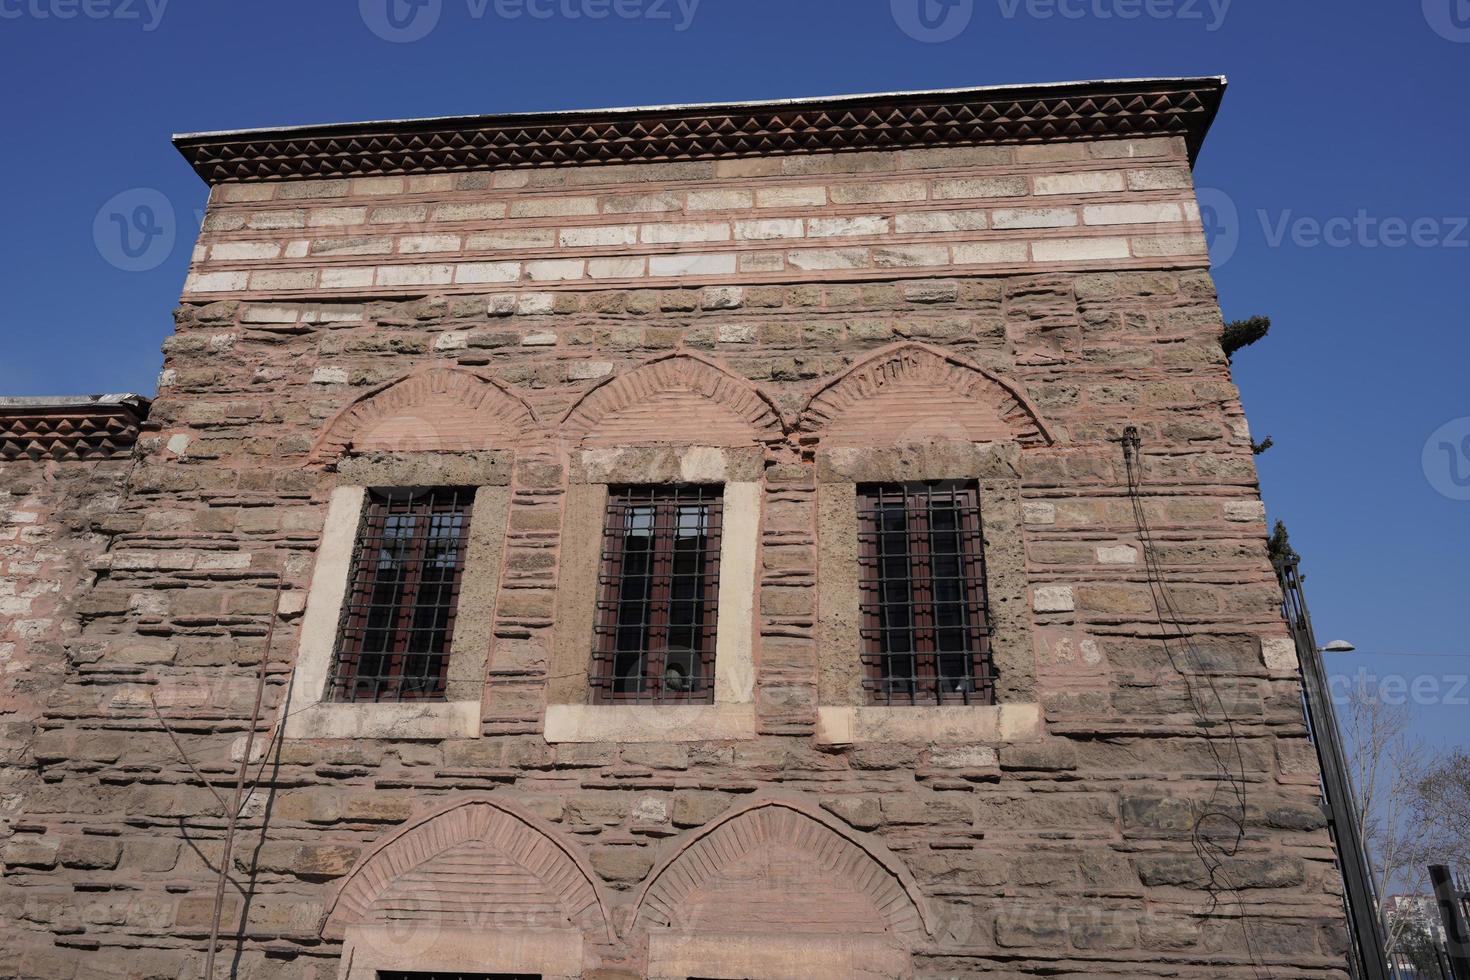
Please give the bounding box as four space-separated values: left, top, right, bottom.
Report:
1430 865 1470 979
1275 556 1391 980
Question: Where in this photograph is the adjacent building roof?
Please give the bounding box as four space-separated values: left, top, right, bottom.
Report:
173 75 1226 184
0 395 151 462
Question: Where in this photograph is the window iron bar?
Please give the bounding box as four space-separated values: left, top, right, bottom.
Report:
329 487 474 704
591 484 722 705
857 480 996 706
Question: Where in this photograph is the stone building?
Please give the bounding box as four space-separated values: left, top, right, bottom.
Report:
0 76 1352 978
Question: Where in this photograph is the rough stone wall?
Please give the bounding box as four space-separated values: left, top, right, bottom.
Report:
0 455 133 861
0 133 1349 980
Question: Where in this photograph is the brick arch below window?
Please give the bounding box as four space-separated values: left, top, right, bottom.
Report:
560 352 786 448
319 797 614 943
630 798 934 943
799 341 1055 449
311 367 537 462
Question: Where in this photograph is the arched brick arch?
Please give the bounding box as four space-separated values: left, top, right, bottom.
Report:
319 797 613 942
560 352 785 448
800 342 1054 448
311 367 537 462
630 798 934 942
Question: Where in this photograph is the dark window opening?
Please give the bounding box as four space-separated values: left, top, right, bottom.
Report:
592 485 722 705
858 480 995 706
330 487 474 703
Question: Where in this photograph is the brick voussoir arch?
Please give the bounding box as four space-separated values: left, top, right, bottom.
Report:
799 341 1055 448
319 797 614 943
310 366 538 463
559 351 787 448
629 797 936 942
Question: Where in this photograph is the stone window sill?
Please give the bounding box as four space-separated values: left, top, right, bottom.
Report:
814 703 1042 746
283 700 480 741
543 703 757 744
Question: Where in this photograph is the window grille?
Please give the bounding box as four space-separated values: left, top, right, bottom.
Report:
591 485 723 704
330 487 474 703
857 481 996 705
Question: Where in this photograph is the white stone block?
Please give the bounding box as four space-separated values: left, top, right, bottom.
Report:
1031 237 1130 262
524 260 585 282
734 219 805 241
559 225 638 248
434 332 469 351
567 360 614 381
376 264 453 287
1262 636 1300 671
1022 502 1056 525
210 241 281 261
992 207 1079 229
952 242 1028 265
1083 202 1184 225
1032 586 1075 613
185 271 247 293
895 210 989 233
808 216 891 238
717 324 757 344
454 262 521 284
311 367 349 384
588 257 647 279
320 267 374 289
1096 545 1138 565
687 189 753 210
1034 171 1127 195
756 186 826 208
1224 500 1266 523
641 222 730 244
400 234 462 254
648 253 738 277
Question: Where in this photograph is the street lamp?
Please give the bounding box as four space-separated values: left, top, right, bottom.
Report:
1322 640 1357 654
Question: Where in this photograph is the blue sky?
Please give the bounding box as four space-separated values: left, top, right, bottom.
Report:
2 0 1466 755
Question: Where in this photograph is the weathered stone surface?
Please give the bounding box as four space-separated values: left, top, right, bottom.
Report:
0 101 1350 980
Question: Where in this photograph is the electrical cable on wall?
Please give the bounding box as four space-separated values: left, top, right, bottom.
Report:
1120 426 1272 980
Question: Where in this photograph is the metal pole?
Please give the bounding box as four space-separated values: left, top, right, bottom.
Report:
1275 556 1391 980
1430 865 1470 979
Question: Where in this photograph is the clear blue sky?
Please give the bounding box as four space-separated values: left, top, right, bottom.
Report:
2 1 1466 754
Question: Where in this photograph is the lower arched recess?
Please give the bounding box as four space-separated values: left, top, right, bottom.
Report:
630 798 934 980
